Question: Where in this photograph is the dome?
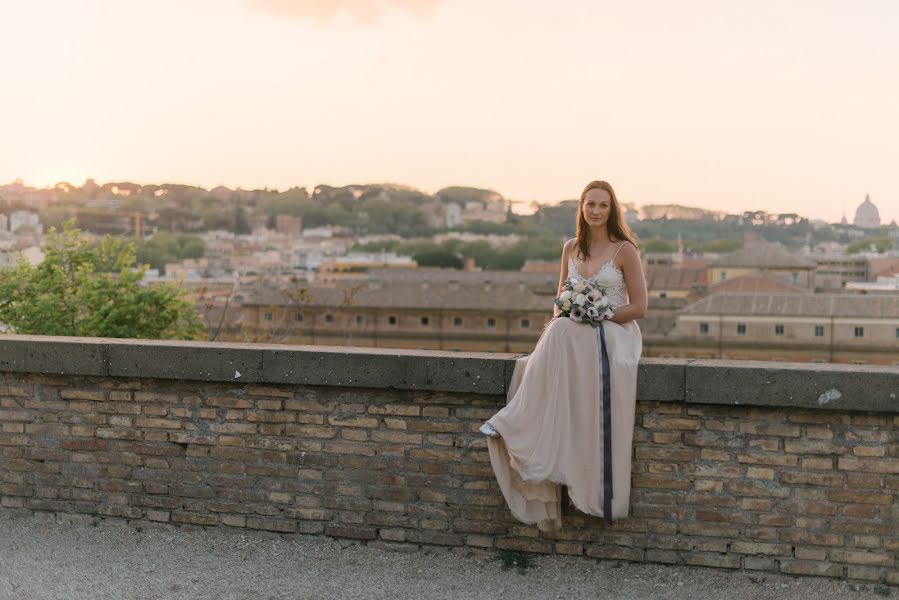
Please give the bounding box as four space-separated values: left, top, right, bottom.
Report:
853 194 880 229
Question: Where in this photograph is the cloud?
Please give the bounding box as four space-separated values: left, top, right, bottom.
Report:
247 0 444 25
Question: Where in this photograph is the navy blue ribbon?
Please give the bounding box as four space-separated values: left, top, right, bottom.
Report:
596 321 613 524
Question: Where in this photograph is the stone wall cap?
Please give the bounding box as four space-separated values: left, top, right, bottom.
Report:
0 335 896 410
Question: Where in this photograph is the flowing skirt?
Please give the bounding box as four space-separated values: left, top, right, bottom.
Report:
486 316 642 531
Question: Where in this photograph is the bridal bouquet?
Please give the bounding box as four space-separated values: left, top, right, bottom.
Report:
554 279 614 324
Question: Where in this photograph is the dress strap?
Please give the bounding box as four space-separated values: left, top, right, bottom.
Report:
610 241 626 261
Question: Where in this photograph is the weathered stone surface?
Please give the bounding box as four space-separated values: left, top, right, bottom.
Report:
637 359 687 402
263 345 516 395
685 359 899 413
0 336 107 376
2 338 899 585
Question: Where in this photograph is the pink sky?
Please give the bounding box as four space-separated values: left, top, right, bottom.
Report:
2 0 897 223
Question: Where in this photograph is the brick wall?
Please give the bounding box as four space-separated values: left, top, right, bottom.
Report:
1 336 898 584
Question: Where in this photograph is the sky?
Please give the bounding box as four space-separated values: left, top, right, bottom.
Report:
1 0 897 223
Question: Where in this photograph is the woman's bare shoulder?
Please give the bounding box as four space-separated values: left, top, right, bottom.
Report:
563 238 577 253
616 240 640 257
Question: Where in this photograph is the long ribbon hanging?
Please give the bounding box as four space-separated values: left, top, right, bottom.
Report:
596 322 613 524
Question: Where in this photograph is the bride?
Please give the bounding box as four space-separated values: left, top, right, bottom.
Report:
480 180 647 531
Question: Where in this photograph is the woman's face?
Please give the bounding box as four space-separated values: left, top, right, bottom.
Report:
582 188 612 229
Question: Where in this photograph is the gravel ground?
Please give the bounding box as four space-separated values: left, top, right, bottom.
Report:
0 511 894 600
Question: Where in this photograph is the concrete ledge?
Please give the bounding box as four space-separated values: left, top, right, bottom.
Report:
0 335 520 395
0 335 897 410
685 359 899 412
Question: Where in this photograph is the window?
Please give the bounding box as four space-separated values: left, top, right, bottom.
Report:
420 316 429 326
815 325 824 337
719 272 727 281
324 313 334 323
895 327 899 339
487 318 496 328
854 327 864 338
387 315 397 325
355 315 365 326
453 317 463 327
736 324 746 335
699 323 709 334
294 312 303 322
264 312 273 322
790 272 799 285
775 324 784 336
659 292 668 299
520 319 530 329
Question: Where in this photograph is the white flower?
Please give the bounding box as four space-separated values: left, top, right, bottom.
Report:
586 289 601 304
586 306 600 320
597 295 610 308
573 283 586 295
559 290 572 301
574 293 588 306
561 300 571 311
604 309 615 320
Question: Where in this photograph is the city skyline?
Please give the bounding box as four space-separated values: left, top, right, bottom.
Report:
1 177 892 226
2 0 898 223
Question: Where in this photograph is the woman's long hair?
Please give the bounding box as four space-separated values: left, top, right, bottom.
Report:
575 180 638 260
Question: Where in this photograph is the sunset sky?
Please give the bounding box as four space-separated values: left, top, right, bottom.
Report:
2 0 897 223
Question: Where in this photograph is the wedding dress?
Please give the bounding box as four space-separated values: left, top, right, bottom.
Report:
484 249 642 531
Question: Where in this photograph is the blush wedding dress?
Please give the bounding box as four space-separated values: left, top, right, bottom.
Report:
483 248 642 531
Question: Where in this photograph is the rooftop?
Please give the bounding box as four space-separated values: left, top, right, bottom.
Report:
708 272 808 294
712 241 816 269
681 292 899 318
644 266 707 291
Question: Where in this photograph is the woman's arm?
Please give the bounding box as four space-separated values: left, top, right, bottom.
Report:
608 242 647 324
553 239 575 319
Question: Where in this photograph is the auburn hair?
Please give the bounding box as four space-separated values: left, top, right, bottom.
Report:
574 180 638 260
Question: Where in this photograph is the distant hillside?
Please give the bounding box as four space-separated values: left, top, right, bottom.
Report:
435 186 504 206
640 204 725 220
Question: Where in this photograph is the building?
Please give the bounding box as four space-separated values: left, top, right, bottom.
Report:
212 269 559 352
644 266 707 300
845 274 899 293
9 210 42 235
706 272 807 295
317 253 418 283
811 254 869 290
275 215 302 236
647 292 899 365
709 240 816 289
853 194 881 229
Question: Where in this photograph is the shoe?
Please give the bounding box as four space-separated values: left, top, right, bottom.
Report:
479 422 500 438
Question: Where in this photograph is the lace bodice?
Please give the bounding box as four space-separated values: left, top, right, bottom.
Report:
567 257 628 309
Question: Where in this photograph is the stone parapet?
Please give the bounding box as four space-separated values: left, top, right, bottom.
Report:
1 335 898 584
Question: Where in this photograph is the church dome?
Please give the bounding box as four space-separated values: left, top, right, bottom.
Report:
853 194 880 229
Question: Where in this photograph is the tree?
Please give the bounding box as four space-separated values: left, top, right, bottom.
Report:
232 205 251 234
137 232 206 273
642 238 677 253
0 222 204 340
846 236 894 254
